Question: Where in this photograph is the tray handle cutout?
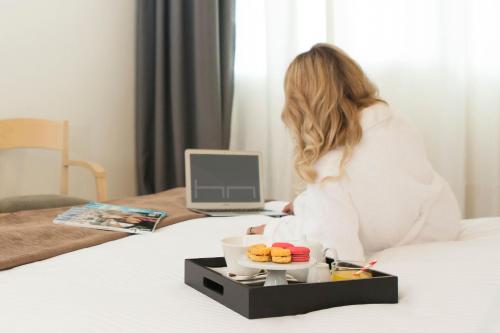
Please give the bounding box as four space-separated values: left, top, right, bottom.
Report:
203 277 224 295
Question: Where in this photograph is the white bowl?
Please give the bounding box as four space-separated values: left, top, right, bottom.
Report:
221 235 267 276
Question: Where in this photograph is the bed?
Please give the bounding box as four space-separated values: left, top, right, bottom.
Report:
1 215 499 333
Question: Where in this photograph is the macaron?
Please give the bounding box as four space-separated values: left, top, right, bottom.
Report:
247 244 271 262
272 255 291 264
290 246 310 262
248 244 271 256
270 247 291 257
270 247 292 264
291 254 310 262
271 242 294 249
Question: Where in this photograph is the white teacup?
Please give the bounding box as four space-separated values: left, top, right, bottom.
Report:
221 235 266 276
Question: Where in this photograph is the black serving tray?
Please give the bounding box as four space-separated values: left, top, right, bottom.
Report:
184 257 398 319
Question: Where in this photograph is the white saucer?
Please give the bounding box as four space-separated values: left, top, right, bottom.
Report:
238 255 316 286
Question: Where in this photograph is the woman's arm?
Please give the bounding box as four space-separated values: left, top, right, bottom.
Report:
303 181 365 261
260 181 365 261
259 191 308 239
246 224 265 235
246 192 301 236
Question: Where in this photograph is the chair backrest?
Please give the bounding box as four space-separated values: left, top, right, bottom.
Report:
0 118 68 151
0 118 70 196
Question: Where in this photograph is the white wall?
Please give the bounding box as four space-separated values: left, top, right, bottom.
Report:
0 0 136 200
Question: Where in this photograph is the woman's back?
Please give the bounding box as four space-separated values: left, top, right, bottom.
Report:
307 103 461 256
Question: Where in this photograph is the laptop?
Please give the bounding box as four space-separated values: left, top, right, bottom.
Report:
185 149 285 217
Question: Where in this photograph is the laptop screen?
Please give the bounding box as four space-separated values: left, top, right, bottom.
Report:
189 154 261 203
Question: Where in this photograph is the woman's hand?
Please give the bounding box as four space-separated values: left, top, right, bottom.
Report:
282 202 294 215
246 202 294 235
246 224 265 235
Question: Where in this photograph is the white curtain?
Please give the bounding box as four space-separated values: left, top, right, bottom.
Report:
231 0 500 218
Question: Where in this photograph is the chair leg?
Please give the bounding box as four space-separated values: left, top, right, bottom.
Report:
60 165 69 195
95 176 108 202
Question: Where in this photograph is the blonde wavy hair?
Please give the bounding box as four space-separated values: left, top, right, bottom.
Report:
282 43 385 183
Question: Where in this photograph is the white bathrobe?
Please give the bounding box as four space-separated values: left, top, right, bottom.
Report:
263 102 461 260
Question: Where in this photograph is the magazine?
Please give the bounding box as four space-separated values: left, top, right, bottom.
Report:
53 202 167 234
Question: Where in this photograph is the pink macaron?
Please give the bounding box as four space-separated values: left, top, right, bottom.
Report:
289 246 310 262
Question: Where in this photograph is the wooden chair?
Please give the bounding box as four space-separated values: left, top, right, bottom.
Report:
0 118 108 207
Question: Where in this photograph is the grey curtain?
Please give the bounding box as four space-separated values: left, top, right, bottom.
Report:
136 0 235 194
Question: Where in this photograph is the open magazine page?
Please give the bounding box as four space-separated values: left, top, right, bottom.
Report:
53 202 167 234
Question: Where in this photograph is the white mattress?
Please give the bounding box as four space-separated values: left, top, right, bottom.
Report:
1 216 500 333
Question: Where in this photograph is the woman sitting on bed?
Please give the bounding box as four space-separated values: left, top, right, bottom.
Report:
248 44 461 260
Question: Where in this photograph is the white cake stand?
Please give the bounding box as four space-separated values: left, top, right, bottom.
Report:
238 256 316 286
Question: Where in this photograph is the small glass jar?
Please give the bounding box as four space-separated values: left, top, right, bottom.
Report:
331 261 373 281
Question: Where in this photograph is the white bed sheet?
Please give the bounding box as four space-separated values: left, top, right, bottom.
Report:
1 216 500 333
